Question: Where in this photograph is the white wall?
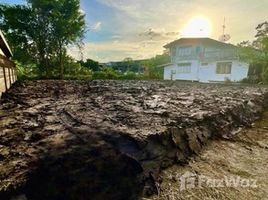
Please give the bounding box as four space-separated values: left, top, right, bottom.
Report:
164 60 199 81
198 60 249 82
164 60 249 82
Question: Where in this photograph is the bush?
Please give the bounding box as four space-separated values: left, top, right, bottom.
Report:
119 71 142 80
64 61 92 80
92 68 120 80
16 61 39 80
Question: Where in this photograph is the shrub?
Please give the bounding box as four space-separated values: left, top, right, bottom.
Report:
92 68 120 80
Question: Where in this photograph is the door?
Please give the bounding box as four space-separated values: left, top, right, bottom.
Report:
198 62 211 82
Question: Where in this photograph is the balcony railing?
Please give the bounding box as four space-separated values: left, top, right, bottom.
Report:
174 50 239 62
203 51 239 61
0 54 17 95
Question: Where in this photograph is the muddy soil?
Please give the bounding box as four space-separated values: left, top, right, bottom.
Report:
150 111 268 200
0 80 267 200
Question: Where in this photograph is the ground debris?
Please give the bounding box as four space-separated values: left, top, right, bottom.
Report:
0 80 267 200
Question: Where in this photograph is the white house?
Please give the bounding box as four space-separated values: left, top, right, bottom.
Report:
162 38 249 82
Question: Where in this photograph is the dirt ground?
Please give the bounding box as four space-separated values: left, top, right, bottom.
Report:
0 80 268 200
150 112 268 200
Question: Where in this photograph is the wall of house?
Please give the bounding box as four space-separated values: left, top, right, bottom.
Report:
198 60 249 82
164 60 249 82
163 60 199 81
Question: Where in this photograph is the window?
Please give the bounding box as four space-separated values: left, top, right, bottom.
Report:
177 62 191 67
201 63 208 66
171 70 176 74
177 63 191 73
216 62 232 74
177 46 192 57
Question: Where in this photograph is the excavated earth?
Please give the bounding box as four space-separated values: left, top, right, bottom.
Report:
0 80 268 200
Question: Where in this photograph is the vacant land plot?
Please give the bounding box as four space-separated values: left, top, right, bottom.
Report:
0 80 267 200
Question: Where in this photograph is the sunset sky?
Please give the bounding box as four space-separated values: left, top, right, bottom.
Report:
1 0 268 62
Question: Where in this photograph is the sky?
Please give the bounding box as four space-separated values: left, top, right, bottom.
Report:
1 0 268 62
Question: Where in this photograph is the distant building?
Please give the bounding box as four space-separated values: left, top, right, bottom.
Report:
162 38 249 82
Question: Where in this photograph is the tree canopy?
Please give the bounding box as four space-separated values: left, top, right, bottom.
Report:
238 21 268 83
0 0 86 78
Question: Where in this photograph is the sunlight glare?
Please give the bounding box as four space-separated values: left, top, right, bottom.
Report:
181 16 212 38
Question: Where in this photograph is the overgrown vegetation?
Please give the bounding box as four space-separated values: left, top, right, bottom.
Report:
238 22 268 84
0 0 86 79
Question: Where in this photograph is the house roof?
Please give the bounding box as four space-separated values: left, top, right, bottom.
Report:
0 30 13 58
157 63 173 68
164 37 237 49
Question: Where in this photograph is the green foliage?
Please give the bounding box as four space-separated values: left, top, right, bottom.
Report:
141 53 170 79
16 56 92 80
109 58 144 74
119 71 140 80
16 61 39 80
91 68 143 80
0 0 85 79
90 54 170 80
63 56 92 80
78 59 101 71
92 68 120 80
238 21 268 84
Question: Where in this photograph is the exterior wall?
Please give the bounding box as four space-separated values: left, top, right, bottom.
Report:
164 60 199 81
198 60 249 82
164 60 249 82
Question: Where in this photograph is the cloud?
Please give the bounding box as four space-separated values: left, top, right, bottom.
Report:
90 21 102 32
111 35 122 39
68 38 169 63
78 0 268 62
139 29 180 40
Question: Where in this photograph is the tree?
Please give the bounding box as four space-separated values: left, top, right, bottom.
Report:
141 53 170 79
0 5 35 64
0 0 86 79
238 22 268 83
78 59 101 71
123 57 133 72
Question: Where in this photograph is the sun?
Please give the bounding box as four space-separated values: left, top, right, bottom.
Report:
181 16 212 38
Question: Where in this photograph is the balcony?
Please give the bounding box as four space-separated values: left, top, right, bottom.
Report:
203 50 239 61
174 50 239 62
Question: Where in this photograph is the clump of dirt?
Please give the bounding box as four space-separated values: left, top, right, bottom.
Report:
0 80 267 200
150 111 268 200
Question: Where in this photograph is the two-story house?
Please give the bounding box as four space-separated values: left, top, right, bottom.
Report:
162 38 249 82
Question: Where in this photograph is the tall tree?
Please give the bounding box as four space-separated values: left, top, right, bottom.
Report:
238 21 268 83
0 0 86 78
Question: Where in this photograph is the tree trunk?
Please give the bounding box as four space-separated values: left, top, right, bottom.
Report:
59 44 64 80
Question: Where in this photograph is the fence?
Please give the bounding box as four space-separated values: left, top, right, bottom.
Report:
0 54 17 96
